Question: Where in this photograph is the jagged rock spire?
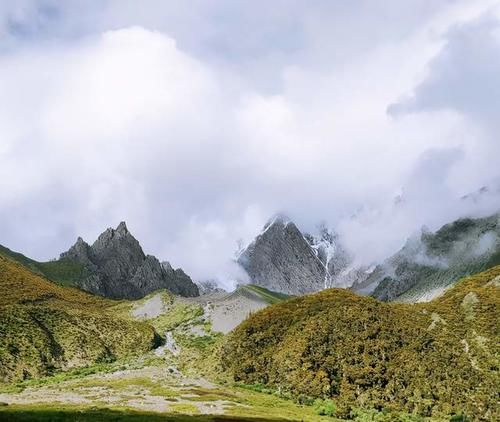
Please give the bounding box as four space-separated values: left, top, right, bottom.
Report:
60 222 199 299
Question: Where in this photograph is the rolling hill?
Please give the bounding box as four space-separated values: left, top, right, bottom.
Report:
0 254 160 383
221 266 500 420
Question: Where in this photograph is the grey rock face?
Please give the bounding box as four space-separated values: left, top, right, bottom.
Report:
196 280 227 295
356 213 500 302
237 216 328 295
237 216 362 295
60 237 97 271
304 225 357 288
160 261 200 297
61 222 199 299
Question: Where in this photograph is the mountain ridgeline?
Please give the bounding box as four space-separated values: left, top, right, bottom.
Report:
357 213 500 302
0 222 199 300
237 215 357 295
60 222 199 299
237 212 500 303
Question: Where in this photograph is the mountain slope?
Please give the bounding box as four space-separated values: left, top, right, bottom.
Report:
237 215 326 295
221 266 500 419
0 243 90 286
0 255 160 383
0 222 199 300
355 213 500 302
237 216 370 295
238 216 353 295
59 222 199 299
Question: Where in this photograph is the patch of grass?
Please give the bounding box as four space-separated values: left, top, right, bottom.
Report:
69 376 177 398
314 399 336 417
36 259 89 287
149 303 204 333
241 285 291 304
234 383 276 395
225 386 331 421
169 403 200 414
181 388 238 402
0 362 119 393
0 405 287 421
177 333 222 351
0 244 87 287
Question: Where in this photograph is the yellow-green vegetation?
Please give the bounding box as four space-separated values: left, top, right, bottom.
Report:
0 255 160 383
238 284 291 304
151 302 204 333
169 403 200 414
221 266 500 420
0 406 287 422
0 244 88 286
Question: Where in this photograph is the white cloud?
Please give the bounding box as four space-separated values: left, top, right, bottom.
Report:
0 1 499 285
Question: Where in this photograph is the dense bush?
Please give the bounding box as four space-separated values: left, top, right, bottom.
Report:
221 266 500 420
0 255 159 382
314 398 336 416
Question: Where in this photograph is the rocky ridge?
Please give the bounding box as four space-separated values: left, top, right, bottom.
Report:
353 213 500 302
61 222 199 299
237 215 360 295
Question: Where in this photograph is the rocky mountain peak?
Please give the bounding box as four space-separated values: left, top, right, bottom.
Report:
60 236 94 268
237 216 365 295
116 221 129 235
90 222 145 265
161 261 174 273
238 217 327 295
60 222 199 299
263 213 291 229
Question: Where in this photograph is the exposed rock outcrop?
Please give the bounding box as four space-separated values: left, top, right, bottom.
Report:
355 213 500 302
237 216 328 295
61 222 199 299
237 215 366 295
196 280 227 296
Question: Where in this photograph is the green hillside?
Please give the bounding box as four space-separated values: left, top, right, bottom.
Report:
239 284 291 304
0 255 160 383
221 266 500 420
0 244 87 286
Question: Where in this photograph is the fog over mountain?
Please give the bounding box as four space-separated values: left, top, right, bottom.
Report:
1 1 500 289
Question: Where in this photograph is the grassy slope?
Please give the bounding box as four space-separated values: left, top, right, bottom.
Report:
0 407 286 422
0 244 86 287
240 284 291 304
221 266 500 420
0 255 159 383
0 286 328 422
108 284 291 382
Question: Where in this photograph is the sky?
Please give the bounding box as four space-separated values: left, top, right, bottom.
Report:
1 0 500 287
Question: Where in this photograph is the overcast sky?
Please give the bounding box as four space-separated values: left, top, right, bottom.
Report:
1 0 500 286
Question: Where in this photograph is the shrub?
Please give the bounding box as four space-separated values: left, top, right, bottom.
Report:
314 398 336 416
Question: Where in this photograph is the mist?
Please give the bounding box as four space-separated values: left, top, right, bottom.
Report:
1 1 500 288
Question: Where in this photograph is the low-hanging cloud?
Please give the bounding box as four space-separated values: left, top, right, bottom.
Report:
0 1 500 287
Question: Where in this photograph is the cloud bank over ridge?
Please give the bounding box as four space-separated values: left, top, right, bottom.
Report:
0 1 500 287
